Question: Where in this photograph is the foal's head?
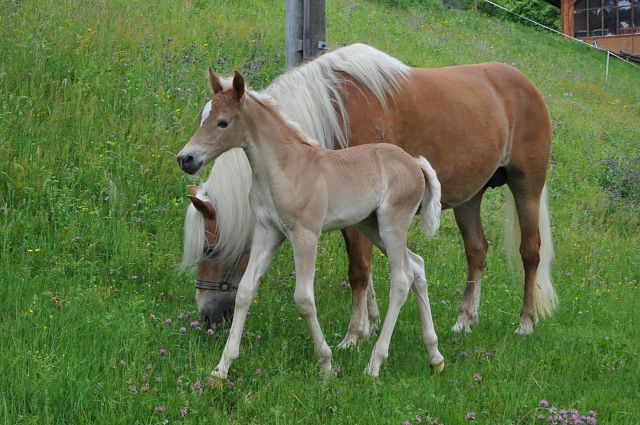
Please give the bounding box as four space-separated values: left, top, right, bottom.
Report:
186 185 248 324
177 69 247 175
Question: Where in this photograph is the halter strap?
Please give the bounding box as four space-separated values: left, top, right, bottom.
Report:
194 250 247 292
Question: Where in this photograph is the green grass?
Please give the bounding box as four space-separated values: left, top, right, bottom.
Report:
1 0 639 423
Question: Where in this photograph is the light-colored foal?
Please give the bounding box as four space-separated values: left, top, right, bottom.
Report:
177 70 444 378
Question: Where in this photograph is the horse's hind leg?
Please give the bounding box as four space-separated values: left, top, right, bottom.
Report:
358 213 414 377
338 227 379 349
291 229 333 375
507 175 553 335
452 190 488 333
408 250 444 369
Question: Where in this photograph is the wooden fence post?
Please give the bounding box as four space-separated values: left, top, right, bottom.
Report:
286 0 326 68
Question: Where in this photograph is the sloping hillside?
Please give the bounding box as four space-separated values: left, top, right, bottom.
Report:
1 0 638 423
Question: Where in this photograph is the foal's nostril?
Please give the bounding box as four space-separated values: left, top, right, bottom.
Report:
177 154 194 167
177 154 201 174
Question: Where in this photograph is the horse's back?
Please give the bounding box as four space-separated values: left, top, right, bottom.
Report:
340 62 551 207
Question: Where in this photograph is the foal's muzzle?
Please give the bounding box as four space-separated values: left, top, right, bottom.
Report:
177 153 203 175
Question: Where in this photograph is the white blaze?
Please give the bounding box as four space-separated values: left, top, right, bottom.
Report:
200 100 212 127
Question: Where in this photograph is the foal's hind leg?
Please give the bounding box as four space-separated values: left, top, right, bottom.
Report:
291 229 333 375
452 191 488 333
408 250 444 370
338 227 379 349
358 215 414 377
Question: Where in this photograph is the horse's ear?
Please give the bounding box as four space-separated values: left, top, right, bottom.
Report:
233 70 245 101
208 66 224 95
187 184 198 197
188 195 216 219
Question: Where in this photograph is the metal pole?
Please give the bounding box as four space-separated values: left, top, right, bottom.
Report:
605 50 610 81
285 0 303 69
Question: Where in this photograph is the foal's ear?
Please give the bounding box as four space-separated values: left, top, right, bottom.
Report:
188 195 216 219
232 70 245 101
208 66 224 95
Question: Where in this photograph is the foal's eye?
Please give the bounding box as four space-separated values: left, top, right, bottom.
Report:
217 120 229 129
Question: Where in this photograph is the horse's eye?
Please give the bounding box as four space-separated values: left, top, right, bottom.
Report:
217 120 229 129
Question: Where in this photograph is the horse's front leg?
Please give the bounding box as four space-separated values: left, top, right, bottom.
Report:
291 229 333 376
212 225 283 380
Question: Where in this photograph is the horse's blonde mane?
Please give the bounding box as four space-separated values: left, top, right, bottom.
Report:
181 148 253 268
182 44 411 266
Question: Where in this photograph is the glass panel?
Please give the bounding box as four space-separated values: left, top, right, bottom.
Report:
590 8 603 35
620 2 633 30
634 5 640 27
604 3 617 34
575 0 588 11
575 9 588 36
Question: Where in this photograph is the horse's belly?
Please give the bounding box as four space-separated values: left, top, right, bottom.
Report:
321 197 377 232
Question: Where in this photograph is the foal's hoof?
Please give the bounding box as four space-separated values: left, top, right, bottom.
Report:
210 370 227 388
431 360 445 373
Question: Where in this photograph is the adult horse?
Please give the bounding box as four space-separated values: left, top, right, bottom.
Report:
180 43 556 338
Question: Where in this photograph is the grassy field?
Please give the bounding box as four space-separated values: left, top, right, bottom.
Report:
1 0 639 423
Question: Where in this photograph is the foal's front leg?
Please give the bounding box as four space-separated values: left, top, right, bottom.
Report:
211 225 283 380
291 229 333 376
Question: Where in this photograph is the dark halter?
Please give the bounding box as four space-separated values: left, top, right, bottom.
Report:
194 248 247 292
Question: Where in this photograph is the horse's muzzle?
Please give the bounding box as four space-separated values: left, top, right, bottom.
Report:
177 153 203 175
198 290 236 324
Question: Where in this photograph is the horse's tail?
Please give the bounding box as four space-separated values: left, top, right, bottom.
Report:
504 184 557 317
415 156 441 238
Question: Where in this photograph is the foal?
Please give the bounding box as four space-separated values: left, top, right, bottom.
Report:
177 70 444 378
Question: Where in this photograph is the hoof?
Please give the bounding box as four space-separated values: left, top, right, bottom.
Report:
515 316 536 336
210 369 227 388
432 359 445 372
452 313 477 334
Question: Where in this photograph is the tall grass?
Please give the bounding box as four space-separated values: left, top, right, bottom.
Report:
1 0 638 423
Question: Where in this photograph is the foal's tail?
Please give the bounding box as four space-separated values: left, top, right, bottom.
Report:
415 156 441 238
504 185 558 317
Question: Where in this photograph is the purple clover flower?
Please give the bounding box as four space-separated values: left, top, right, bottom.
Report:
164 318 172 325
540 400 549 408
466 411 475 420
129 384 137 394
179 327 187 333
460 351 468 359
159 348 167 357
190 320 201 329
473 373 482 381
180 408 189 417
154 406 165 413
193 380 203 395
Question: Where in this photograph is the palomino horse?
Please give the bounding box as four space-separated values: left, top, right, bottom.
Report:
177 70 445 378
181 44 556 337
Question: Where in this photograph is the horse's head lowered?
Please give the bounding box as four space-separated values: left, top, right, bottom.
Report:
186 185 249 323
177 69 247 175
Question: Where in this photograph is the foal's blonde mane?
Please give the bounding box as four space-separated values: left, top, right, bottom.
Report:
182 44 411 267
